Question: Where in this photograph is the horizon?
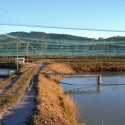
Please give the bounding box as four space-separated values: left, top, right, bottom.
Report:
6 30 125 39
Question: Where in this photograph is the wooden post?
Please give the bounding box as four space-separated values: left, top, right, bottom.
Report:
97 75 101 85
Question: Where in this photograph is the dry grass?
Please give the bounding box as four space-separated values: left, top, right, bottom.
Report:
32 75 79 125
48 57 125 72
41 63 74 74
0 67 37 109
66 62 125 72
31 63 82 125
18 63 35 73
0 75 16 90
41 63 75 83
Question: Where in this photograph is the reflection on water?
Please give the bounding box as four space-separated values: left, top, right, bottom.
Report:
0 78 4 82
0 69 10 74
0 68 16 82
0 69 9 82
61 73 125 125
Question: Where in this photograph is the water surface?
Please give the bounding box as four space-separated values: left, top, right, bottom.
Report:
61 73 125 125
0 68 16 81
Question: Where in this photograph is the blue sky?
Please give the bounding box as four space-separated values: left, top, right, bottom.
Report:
0 0 125 38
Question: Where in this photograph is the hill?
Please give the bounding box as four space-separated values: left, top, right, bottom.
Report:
6 32 125 41
8 31 95 41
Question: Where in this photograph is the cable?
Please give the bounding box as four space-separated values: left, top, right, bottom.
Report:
1 24 125 33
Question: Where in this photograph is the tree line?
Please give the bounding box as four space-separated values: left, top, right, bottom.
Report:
0 31 125 41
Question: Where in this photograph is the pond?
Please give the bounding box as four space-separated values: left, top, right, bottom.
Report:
0 77 4 81
61 73 125 125
0 68 16 81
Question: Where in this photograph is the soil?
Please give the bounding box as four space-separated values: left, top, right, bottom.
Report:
0 64 43 125
0 84 36 125
0 75 20 96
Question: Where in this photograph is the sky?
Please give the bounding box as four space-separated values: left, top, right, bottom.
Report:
0 0 125 38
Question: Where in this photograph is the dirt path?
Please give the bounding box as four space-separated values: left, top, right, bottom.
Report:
0 64 37 96
0 75 20 96
0 64 44 125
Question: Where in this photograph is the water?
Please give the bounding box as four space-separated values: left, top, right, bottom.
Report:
61 73 125 125
0 68 10 74
0 68 16 81
0 77 4 81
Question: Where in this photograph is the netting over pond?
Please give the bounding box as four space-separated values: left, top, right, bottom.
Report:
0 34 125 57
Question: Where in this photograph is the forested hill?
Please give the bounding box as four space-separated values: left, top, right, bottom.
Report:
7 32 125 41
99 36 125 41
8 31 95 41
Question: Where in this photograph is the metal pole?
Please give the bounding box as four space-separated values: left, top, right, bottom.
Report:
33 48 35 62
97 75 101 85
16 39 19 71
32 47 33 63
96 47 98 66
26 43 29 63
97 85 101 93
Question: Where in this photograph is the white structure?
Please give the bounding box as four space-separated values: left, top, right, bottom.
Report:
15 58 25 64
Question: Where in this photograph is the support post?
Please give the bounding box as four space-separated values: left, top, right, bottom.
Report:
16 39 19 71
97 75 101 85
32 47 33 63
97 85 101 93
33 48 35 62
26 43 29 63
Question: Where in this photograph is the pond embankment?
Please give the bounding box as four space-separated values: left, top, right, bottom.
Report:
67 62 125 72
0 66 39 125
31 63 83 125
48 57 125 72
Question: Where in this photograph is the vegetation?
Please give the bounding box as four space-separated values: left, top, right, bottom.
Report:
1 56 125 72
48 57 125 72
7 31 125 41
0 75 16 90
0 67 37 109
68 61 125 72
31 63 82 125
8 31 95 41
98 36 125 41
41 63 74 74
18 63 35 73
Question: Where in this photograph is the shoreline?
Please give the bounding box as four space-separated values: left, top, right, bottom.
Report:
31 63 83 125
1 56 125 72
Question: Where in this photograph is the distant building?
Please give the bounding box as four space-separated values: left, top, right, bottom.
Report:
15 58 25 64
